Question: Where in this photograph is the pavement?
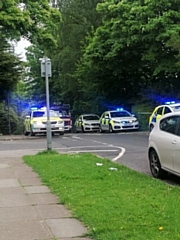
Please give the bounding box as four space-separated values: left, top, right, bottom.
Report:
0 135 92 240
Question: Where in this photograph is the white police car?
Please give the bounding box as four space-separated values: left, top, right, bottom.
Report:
149 101 180 131
99 109 139 133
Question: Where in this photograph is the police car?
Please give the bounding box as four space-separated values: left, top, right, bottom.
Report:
74 114 100 133
23 108 64 136
99 109 139 133
149 102 180 131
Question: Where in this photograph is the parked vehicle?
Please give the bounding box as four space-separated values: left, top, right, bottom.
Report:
148 112 180 179
74 114 100 133
23 107 64 136
149 102 180 131
99 109 139 133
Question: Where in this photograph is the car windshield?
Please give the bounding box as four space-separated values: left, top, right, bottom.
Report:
32 111 58 118
171 105 180 112
110 111 131 118
83 115 99 120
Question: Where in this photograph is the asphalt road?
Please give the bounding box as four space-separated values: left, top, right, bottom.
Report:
0 131 149 173
0 131 180 185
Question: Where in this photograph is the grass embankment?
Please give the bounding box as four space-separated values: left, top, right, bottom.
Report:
23 151 180 240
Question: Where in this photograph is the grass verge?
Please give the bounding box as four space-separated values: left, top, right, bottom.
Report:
23 151 180 240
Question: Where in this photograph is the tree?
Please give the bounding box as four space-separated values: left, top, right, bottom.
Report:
0 37 22 100
0 0 61 45
76 0 180 107
25 0 103 115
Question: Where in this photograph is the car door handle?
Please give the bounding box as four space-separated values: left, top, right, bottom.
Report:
172 140 177 145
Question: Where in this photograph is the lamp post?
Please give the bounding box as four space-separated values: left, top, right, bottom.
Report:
40 57 52 150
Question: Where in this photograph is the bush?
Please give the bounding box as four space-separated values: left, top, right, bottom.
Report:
132 102 155 131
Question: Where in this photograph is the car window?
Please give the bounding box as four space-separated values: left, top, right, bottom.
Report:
105 113 110 118
110 111 131 118
160 116 180 135
171 105 180 112
176 123 180 136
164 107 172 114
83 115 99 120
32 111 58 118
156 107 163 115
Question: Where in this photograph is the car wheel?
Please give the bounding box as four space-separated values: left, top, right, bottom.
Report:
30 129 35 136
109 124 113 133
149 124 154 132
149 149 167 179
99 125 104 133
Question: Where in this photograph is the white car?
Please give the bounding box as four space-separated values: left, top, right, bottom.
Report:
148 112 180 179
74 114 100 132
99 110 139 133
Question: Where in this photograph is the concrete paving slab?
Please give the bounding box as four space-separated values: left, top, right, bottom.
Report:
0 163 10 168
0 153 92 240
0 220 53 240
19 177 42 186
24 185 50 194
35 204 72 218
29 193 59 205
13 164 34 172
0 169 16 179
0 186 24 195
0 179 20 188
0 206 40 222
0 193 31 207
13 168 39 178
0 149 39 157
45 218 88 238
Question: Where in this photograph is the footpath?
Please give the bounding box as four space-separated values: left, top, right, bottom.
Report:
0 135 92 240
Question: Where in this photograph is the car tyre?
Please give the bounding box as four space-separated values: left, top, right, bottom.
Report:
30 128 35 136
99 125 104 133
149 149 167 179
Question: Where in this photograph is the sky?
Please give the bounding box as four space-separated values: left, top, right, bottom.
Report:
14 38 31 61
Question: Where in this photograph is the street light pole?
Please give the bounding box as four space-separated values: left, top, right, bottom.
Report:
40 57 52 151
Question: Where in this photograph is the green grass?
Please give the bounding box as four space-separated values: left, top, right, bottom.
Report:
23 152 180 240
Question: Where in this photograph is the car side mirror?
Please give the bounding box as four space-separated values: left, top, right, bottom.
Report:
26 115 30 119
105 116 109 119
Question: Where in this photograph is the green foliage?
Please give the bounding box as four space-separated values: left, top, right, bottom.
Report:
0 37 23 100
132 102 155 131
25 0 103 116
0 0 61 45
37 150 59 155
24 152 180 240
0 102 19 135
76 0 180 106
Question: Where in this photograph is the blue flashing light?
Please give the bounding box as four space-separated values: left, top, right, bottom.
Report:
40 107 47 110
31 107 38 110
165 101 176 105
116 108 124 111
